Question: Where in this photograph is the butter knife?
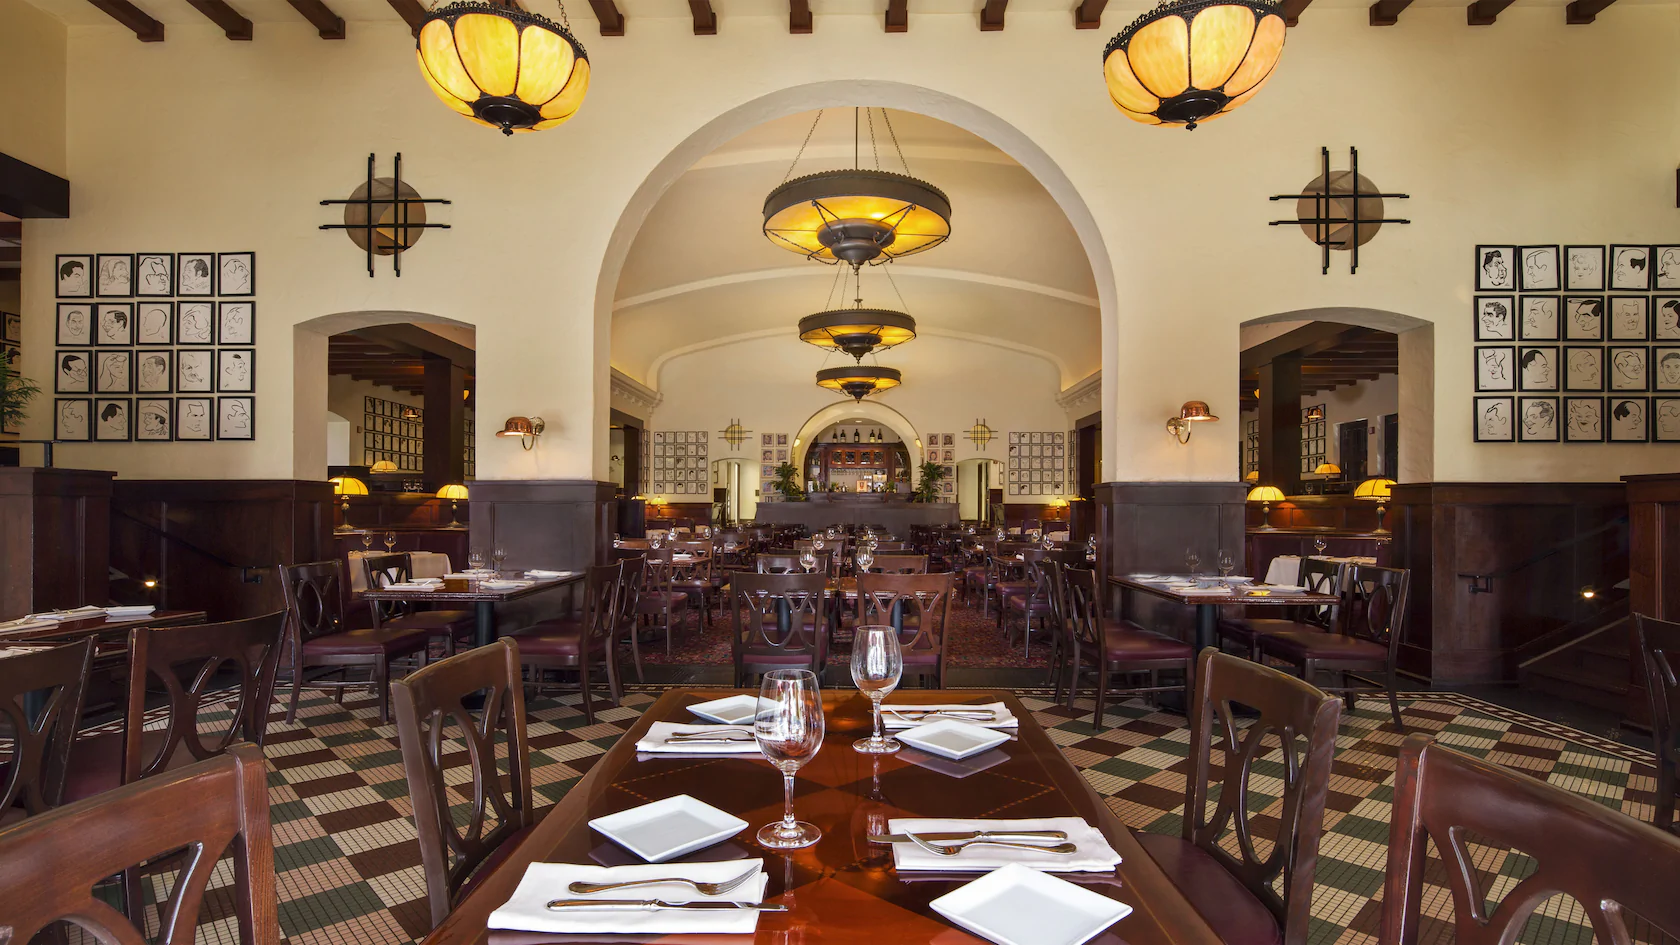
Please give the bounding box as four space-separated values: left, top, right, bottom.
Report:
545 899 789 912
869 829 1068 843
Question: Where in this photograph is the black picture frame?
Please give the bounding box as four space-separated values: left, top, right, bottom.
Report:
1563 346 1604 392
1565 245 1605 291
217 301 255 345
135 398 173 441
135 301 175 346
1656 247 1680 291
1517 346 1559 392
54 397 91 441
1475 346 1516 392
1563 396 1605 442
1518 296 1559 341
1517 245 1560 291
1654 346 1680 392
94 350 133 394
1607 346 1649 391
176 253 216 297
135 350 173 393
55 303 93 346
1516 396 1559 442
217 252 255 296
1474 296 1515 341
95 303 134 346
1610 245 1653 291
217 348 255 393
176 348 215 393
93 398 131 442
134 252 174 297
1563 297 1604 341
1657 297 1680 341
55 254 92 299
175 397 214 441
1475 245 1517 291
175 302 215 345
1608 396 1650 442
54 349 91 394
1473 396 1515 442
94 254 134 298
1656 397 1680 442
1 311 17 343
1608 296 1650 341
217 396 255 440
1 342 17 372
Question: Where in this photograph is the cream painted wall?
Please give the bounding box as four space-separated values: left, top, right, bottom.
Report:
0 0 67 177
14 8 1680 483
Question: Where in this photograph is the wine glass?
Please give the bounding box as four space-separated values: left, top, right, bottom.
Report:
467 549 486 571
856 549 875 573
382 531 397 552
754 669 825 849
799 550 817 573
851 625 903 754
1217 549 1234 578
492 547 507 576
1184 547 1201 576
360 532 373 551
1313 534 1328 555
650 536 663 550
811 536 825 553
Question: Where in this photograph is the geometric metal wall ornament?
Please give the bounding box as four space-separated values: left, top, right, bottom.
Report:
964 418 995 450
718 418 753 450
1269 147 1410 275
319 153 452 278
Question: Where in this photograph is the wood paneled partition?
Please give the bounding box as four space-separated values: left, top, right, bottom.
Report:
0 468 114 615
469 480 617 575
1093 482 1246 636
109 480 335 621
1624 472 1680 725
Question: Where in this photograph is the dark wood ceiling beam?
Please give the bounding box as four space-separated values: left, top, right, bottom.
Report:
980 0 1006 29
1565 0 1616 23
287 0 345 37
0 223 21 240
590 0 625 35
1073 0 1106 28
689 0 716 32
1280 0 1311 25
0 248 20 263
1368 0 1411 24
789 0 811 31
1466 0 1516 23
85 0 164 41
385 0 426 31
185 0 253 39
885 0 907 31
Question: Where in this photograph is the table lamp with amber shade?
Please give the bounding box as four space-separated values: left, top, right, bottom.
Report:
1354 477 1396 533
1247 484 1284 530
331 476 368 533
437 483 469 529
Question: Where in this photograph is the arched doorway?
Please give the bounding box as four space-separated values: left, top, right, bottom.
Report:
789 400 921 489
955 457 1001 524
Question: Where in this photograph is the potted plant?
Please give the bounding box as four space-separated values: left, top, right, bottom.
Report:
771 462 806 501
912 461 946 503
0 358 39 435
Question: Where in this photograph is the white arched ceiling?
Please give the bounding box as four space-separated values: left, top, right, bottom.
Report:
610 108 1100 391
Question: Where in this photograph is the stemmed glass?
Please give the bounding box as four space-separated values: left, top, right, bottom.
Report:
650 536 664 551
754 669 825 849
360 532 373 551
1086 535 1098 562
1184 547 1201 576
467 549 486 571
851 625 903 754
856 549 875 573
1217 549 1235 578
383 531 397 552
799 550 817 573
995 526 1006 542
811 535 825 553
492 547 507 576
1313 534 1328 555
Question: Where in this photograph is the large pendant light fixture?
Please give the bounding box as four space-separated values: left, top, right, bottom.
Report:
763 108 952 267
416 0 590 136
1103 0 1285 130
817 365 902 401
796 264 917 361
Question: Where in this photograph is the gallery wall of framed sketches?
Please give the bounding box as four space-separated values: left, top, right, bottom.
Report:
758 432 790 502
1472 243 1679 444
922 433 957 496
53 251 256 443
2 310 20 435
652 431 709 496
1007 431 1066 497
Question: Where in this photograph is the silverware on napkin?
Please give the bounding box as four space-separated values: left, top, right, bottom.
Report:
544 899 788 912
869 830 1067 844
882 708 996 720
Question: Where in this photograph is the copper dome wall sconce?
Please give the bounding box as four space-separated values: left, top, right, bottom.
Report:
1166 401 1218 443
497 416 545 450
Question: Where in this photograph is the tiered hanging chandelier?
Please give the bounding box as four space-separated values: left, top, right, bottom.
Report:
415 0 590 135
817 366 903 402
1102 0 1286 130
796 265 917 362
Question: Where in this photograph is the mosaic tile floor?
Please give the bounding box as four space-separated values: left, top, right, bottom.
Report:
120 680 1671 945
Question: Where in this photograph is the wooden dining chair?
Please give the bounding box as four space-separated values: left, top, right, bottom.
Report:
1137 648 1341 945
729 571 830 687
671 540 722 621
0 743 278 945
1257 564 1410 731
613 553 649 684
1003 554 1057 657
1217 558 1344 661
1380 732 1680 945
758 552 830 575
278 560 432 725
0 639 93 823
855 572 955 689
639 547 690 653
392 639 537 931
1060 566 1194 729
861 553 928 574
512 562 625 723
359 551 475 657
1634 612 1680 832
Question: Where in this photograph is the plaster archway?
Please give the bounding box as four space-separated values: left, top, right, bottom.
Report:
593 80 1120 483
790 400 922 487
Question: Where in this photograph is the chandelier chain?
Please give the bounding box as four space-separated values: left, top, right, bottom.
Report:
867 108 880 170
554 0 570 30
823 262 846 311
881 108 910 176
883 264 911 313
782 109 825 185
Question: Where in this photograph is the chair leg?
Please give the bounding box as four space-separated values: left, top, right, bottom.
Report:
375 658 391 725
580 657 596 725
1656 759 1677 833
1093 665 1109 732
1386 668 1404 732
286 653 303 724
629 621 645 684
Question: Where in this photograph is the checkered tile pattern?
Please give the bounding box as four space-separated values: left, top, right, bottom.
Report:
109 687 1667 945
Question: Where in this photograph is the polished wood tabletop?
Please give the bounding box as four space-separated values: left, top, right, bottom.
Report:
0 609 207 643
359 574 583 604
426 688 1219 945
1109 576 1339 607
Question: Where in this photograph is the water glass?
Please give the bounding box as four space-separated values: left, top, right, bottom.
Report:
856 550 875 573
467 549 486 571
1313 534 1328 555
754 669 825 849
799 550 817 573
1217 550 1234 578
492 547 507 575
360 532 373 551
851 626 903 754
383 531 397 552
811 536 825 552
1184 547 1201 575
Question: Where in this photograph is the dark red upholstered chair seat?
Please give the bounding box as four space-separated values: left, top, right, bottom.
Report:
60 730 180 804
1134 832 1284 945
1259 631 1387 664
995 581 1032 599
512 620 586 656
301 625 431 657
1217 617 1325 641
1102 620 1194 661
900 648 940 667
1006 595 1053 615
638 591 688 613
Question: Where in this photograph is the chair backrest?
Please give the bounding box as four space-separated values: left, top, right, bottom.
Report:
391 638 533 930
671 541 715 579
616 554 645 623
729 571 829 667
1285 557 1345 630
578 562 624 648
855 572 955 657
0 639 93 816
358 551 414 628
1340 565 1410 662
862 553 928 574
124 613 286 784
1634 612 1680 831
0 743 277 945
1183 648 1342 945
1380 733 1680 945
1062 566 1107 647
278 559 348 646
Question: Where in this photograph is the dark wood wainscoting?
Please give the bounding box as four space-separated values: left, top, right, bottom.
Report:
1094 482 1247 636
1245 530 1391 582
470 480 616 574
647 502 712 528
1248 495 1382 532
0 468 115 615
1388 482 1627 685
1001 503 1071 530
1624 472 1680 725
109 479 335 621
338 493 465 529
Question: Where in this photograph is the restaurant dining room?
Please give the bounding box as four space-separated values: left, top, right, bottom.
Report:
4 0 1680 940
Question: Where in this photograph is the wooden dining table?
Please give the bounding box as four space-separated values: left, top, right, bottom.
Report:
425 688 1220 945
361 574 585 649
1108 576 1340 653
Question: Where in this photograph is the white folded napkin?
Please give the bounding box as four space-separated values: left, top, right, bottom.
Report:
1172 585 1233 596
635 722 761 755
380 582 440 592
488 860 769 935
1263 556 1302 586
1259 584 1306 593
6 605 107 628
0 618 56 632
104 605 158 617
524 569 571 579
480 579 534 590
881 702 1017 731
887 817 1121 873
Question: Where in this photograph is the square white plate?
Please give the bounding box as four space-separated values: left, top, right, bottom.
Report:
587 795 748 863
930 863 1132 945
688 694 764 726
896 719 1012 761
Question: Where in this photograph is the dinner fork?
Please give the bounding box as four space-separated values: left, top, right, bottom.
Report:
566 866 760 896
904 834 1078 857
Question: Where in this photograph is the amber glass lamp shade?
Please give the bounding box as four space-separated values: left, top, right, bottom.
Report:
1244 469 1259 482
1315 462 1341 475
1103 0 1286 130
436 484 470 500
798 309 917 360
369 460 399 474
1354 477 1395 498
1246 485 1284 503
816 366 903 401
764 171 951 266
417 2 590 136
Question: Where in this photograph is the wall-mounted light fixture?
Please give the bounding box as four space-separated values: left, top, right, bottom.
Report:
1166 401 1219 444
436 483 469 529
1580 585 1597 600
1353 477 1395 533
1247 484 1284 529
331 476 368 532
497 416 545 450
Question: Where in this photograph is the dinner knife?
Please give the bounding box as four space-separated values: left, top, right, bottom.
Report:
867 829 1068 843
545 899 789 912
